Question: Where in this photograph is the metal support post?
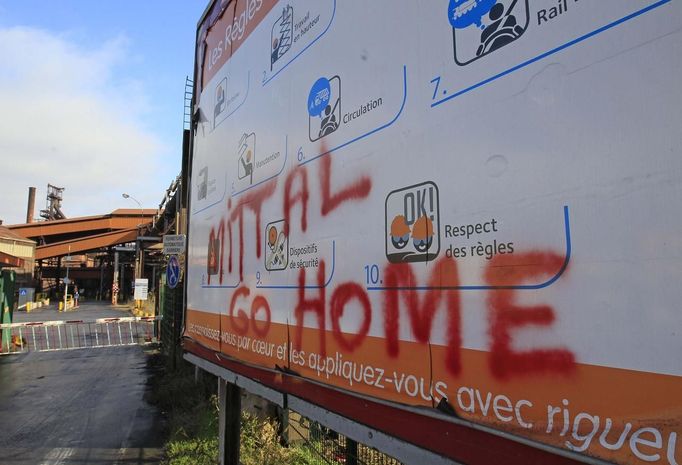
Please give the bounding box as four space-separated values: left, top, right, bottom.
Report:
120 263 125 303
37 259 43 293
112 250 119 305
134 239 141 310
218 379 241 465
63 248 70 311
55 257 61 299
98 256 104 301
346 438 358 465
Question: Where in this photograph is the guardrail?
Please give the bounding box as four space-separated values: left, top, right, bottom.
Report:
0 316 161 355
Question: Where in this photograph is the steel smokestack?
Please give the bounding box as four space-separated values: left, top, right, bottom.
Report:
26 186 36 223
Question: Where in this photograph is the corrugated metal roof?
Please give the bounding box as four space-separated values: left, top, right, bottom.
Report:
110 208 157 216
6 209 156 230
0 225 35 245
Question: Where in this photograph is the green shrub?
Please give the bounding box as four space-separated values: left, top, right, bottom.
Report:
152 357 326 465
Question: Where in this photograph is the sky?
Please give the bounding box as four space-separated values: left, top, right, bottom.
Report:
0 0 208 224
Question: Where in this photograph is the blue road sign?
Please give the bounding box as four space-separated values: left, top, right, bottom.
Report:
167 255 180 289
19 289 27 296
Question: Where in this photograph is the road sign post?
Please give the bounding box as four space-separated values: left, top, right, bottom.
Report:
167 255 180 290
163 235 186 255
63 251 70 312
133 279 149 300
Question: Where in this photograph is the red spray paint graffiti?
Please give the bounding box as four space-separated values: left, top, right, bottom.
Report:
250 295 272 337
283 166 309 235
229 286 250 335
484 252 575 378
226 180 277 281
204 144 574 380
210 149 371 281
320 154 372 216
383 256 462 376
207 219 229 285
294 261 327 357
330 282 372 352
228 286 272 337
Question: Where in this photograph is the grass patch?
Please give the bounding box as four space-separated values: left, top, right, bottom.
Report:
148 356 219 465
240 412 324 465
149 356 324 465
164 397 218 465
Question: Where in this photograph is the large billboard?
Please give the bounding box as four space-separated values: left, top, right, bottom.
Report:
186 1 682 463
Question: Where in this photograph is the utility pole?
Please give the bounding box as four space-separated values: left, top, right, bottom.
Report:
63 246 70 311
112 250 119 305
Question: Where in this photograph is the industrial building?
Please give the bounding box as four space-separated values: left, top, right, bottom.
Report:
3 176 184 312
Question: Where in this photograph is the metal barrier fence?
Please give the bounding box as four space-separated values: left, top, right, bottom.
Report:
288 413 402 465
0 316 161 355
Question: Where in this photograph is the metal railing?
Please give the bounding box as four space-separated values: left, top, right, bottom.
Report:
0 316 161 355
287 414 402 465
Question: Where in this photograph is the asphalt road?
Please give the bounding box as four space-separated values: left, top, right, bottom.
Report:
0 304 165 464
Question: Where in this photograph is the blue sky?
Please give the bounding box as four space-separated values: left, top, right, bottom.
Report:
0 0 208 223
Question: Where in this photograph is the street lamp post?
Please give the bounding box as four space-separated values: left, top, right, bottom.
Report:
117 193 141 305
63 246 71 311
122 193 142 207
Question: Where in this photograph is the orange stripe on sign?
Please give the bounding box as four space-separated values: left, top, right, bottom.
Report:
202 0 278 88
433 349 682 465
184 308 220 351
185 307 682 465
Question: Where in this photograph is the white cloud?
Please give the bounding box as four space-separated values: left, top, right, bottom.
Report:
0 26 170 224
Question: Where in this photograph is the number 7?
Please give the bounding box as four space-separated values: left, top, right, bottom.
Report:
430 76 441 100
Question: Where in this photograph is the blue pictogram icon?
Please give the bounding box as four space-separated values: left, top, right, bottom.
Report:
308 77 331 117
448 0 496 29
167 255 180 289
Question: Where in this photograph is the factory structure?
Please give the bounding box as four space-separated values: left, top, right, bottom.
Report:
0 177 185 312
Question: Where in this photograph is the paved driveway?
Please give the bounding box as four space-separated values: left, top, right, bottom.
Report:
0 303 165 464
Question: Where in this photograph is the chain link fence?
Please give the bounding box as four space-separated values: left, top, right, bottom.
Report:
287 411 402 465
161 283 184 355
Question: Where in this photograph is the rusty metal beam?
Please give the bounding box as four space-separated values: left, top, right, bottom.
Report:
35 228 141 260
0 251 24 268
8 209 156 239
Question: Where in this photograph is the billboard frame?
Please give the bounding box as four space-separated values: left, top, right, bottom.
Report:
181 1 678 464
184 338 598 465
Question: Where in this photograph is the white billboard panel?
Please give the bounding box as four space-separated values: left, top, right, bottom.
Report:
187 2 682 463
